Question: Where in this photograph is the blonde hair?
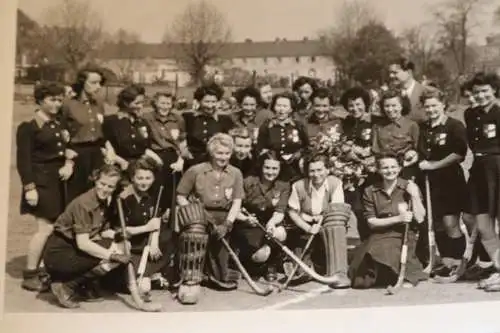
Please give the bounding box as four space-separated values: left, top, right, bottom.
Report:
207 133 234 155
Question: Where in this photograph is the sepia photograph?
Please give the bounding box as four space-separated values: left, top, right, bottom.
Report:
3 0 500 322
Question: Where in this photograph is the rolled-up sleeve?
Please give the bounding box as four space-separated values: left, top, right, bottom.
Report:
288 183 301 212
232 169 245 200
362 187 376 220
176 166 197 196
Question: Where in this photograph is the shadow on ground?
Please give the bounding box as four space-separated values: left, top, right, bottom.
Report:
5 255 26 279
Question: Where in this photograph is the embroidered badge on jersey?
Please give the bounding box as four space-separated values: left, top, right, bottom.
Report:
224 187 233 200
61 129 70 143
484 123 496 139
97 113 104 124
290 129 300 143
170 128 180 141
434 133 447 146
271 190 281 206
139 126 149 139
361 128 372 141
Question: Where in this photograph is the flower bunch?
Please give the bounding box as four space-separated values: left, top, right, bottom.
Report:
310 128 377 191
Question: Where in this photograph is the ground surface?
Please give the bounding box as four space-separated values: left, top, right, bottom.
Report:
4 98 500 313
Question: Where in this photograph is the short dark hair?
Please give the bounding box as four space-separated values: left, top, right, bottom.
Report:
304 153 329 174
234 86 262 105
72 66 107 98
311 87 334 105
419 87 447 107
292 76 318 93
256 151 282 178
34 82 65 105
270 91 298 112
193 83 224 102
229 127 252 141
128 157 159 180
339 86 371 110
390 57 415 72
151 92 176 110
460 80 473 96
116 84 146 109
379 89 411 117
375 152 403 168
470 72 500 96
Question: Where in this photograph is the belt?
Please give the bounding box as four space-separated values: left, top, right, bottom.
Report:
300 213 323 223
473 152 500 157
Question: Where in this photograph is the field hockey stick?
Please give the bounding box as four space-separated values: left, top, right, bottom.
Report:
386 202 412 295
433 224 479 283
423 175 437 275
279 216 325 292
220 237 274 296
137 185 164 282
116 197 162 312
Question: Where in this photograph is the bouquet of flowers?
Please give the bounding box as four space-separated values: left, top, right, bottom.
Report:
309 127 376 191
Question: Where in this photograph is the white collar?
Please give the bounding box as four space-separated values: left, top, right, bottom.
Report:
404 79 416 97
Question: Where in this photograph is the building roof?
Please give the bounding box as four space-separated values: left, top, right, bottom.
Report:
98 38 329 60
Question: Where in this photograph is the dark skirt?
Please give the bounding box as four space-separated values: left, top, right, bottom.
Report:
129 226 176 278
348 226 427 288
20 161 66 222
466 155 500 218
43 232 112 282
345 188 369 241
66 142 104 204
419 164 467 229
152 148 180 216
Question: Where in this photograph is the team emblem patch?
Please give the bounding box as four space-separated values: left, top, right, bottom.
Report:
224 188 233 200
361 128 372 141
96 113 104 124
61 129 70 143
435 133 447 146
271 191 281 206
170 128 180 140
139 126 149 139
290 129 300 143
484 123 496 139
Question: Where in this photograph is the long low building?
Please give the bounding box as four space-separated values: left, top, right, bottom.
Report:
97 38 337 86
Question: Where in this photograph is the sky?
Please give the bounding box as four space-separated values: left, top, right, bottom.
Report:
17 0 499 44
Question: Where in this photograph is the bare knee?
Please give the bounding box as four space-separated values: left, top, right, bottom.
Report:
36 218 54 238
442 215 462 238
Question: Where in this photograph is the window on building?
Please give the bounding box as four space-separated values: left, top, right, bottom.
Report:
296 57 300 63
311 56 316 63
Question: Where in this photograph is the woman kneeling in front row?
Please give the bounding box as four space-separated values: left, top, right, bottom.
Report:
349 154 428 289
43 165 130 309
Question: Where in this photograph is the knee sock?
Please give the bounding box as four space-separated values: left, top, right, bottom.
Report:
449 235 466 260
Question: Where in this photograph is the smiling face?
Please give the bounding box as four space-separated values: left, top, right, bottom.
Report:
211 145 232 168
233 137 252 160
388 64 410 87
312 97 330 120
347 97 366 118
473 84 496 107
155 95 173 116
308 160 329 186
383 97 403 121
95 174 120 200
40 94 64 116
377 157 401 181
241 96 257 117
274 97 293 121
201 94 218 114
423 97 445 122
262 159 280 182
132 169 155 193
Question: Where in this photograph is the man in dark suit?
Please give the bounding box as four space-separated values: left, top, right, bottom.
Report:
388 57 428 124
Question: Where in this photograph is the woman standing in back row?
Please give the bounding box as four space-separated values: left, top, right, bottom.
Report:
60 67 107 203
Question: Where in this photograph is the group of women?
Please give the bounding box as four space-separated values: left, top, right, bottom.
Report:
15 62 500 309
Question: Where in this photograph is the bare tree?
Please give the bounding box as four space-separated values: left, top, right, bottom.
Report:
399 25 439 78
318 0 381 86
162 0 232 85
106 29 142 83
432 0 490 76
35 0 105 76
